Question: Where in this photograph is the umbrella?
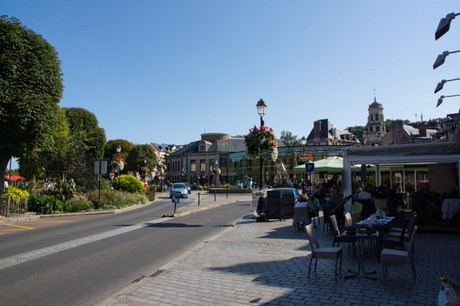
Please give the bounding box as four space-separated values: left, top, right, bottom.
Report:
4 175 25 181
294 156 345 174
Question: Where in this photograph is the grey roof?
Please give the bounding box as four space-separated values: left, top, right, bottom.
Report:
171 141 200 155
208 138 247 152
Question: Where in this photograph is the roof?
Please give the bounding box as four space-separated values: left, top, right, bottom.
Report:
208 138 247 152
345 142 460 164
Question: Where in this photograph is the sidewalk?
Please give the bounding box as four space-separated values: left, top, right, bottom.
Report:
100 193 460 306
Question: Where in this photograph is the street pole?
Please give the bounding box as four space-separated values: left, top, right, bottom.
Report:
256 98 267 190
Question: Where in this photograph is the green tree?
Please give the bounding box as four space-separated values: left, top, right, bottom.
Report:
346 126 365 143
125 144 157 177
20 107 70 180
103 140 134 162
104 139 134 175
0 16 63 190
62 107 106 192
64 108 106 159
280 130 301 147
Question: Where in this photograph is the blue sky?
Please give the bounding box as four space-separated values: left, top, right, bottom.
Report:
3 1 460 148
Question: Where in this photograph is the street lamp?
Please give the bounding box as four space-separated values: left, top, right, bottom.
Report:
437 94 460 107
256 98 267 189
435 12 460 40
116 145 121 176
434 77 460 94
301 136 307 183
256 99 267 126
433 50 460 69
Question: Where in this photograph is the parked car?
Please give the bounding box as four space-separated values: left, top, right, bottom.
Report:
270 187 301 204
170 183 189 198
263 187 301 220
184 182 192 194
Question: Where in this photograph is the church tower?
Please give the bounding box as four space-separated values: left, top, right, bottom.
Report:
363 97 386 146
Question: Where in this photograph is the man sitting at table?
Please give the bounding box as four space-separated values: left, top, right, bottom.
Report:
357 185 375 219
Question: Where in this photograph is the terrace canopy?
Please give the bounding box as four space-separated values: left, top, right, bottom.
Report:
342 142 460 209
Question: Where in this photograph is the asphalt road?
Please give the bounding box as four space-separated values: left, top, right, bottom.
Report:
0 195 253 305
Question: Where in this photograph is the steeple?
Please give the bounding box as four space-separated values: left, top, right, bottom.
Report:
363 95 387 146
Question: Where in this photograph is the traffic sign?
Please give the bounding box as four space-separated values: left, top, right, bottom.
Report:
305 162 315 172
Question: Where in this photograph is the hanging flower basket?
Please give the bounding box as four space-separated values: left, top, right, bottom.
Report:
244 125 278 162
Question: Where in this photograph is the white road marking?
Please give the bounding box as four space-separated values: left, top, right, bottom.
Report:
0 217 172 270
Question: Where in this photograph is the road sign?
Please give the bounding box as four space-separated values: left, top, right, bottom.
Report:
305 162 315 173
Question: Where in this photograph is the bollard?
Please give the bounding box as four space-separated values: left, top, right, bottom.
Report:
214 190 216 201
198 192 200 206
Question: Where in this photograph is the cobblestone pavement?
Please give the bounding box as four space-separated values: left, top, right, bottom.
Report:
99 192 460 306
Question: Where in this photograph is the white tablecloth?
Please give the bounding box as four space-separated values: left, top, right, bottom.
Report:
442 199 460 220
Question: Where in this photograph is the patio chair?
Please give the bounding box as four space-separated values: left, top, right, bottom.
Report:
304 223 343 279
378 217 408 252
329 215 357 256
387 211 417 242
293 207 309 231
380 226 418 281
374 198 388 212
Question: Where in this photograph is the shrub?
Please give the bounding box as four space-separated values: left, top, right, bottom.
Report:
47 176 77 202
28 194 64 214
87 189 148 209
63 195 93 212
112 174 146 194
3 186 29 204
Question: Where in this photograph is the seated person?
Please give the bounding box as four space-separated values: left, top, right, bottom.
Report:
295 195 308 207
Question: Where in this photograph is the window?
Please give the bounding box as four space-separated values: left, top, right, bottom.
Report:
191 160 196 172
200 159 206 171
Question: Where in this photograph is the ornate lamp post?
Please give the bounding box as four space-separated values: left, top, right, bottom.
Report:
256 99 267 189
301 136 307 184
116 145 121 177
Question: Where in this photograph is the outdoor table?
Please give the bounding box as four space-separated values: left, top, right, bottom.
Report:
356 216 395 228
343 216 395 280
343 229 378 280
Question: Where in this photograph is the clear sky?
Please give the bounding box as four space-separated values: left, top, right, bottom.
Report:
3 1 460 147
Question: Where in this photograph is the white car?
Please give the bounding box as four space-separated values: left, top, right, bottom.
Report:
170 183 189 198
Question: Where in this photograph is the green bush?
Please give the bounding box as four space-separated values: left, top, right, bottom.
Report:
63 195 93 212
47 177 77 202
112 174 146 194
28 194 64 214
87 189 148 210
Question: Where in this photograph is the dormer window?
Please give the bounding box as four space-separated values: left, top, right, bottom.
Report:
199 141 207 152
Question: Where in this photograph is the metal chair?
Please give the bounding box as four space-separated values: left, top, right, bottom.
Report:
304 223 343 279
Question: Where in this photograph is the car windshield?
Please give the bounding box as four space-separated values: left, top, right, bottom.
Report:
172 183 186 189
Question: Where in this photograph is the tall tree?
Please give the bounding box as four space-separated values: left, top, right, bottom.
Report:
62 107 106 191
20 107 70 180
280 130 301 147
0 16 63 190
